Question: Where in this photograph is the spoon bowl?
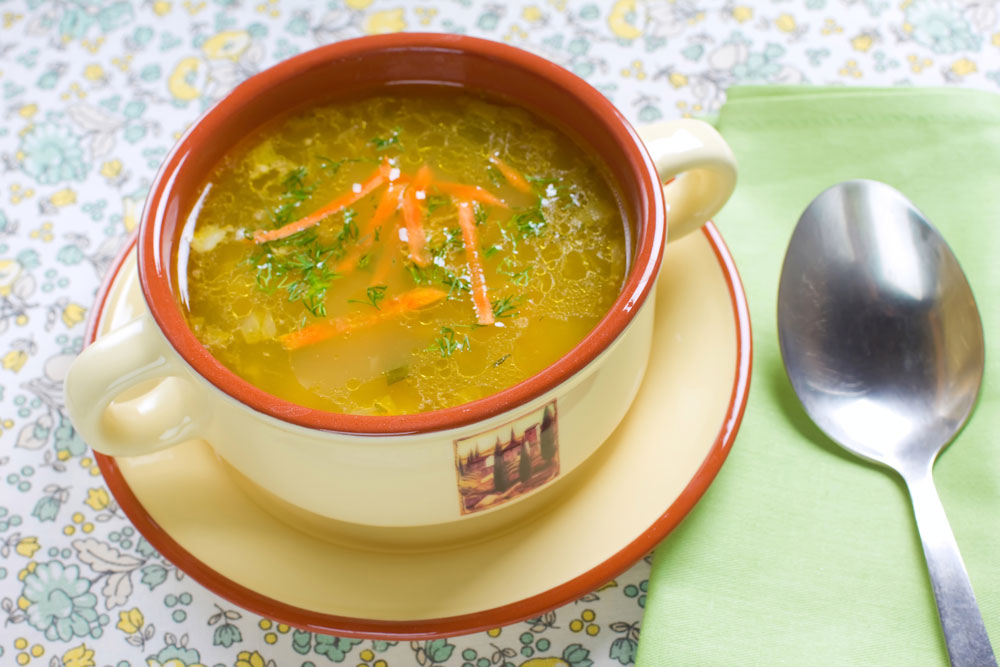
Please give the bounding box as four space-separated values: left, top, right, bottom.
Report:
778 180 994 666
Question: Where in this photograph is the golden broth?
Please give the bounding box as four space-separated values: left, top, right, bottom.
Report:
179 90 629 415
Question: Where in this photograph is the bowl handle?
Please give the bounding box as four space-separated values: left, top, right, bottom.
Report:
65 312 207 458
638 118 738 242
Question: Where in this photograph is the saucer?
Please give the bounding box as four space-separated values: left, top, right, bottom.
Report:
90 223 751 638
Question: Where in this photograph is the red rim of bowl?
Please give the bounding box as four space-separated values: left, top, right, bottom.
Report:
90 222 752 639
137 33 667 435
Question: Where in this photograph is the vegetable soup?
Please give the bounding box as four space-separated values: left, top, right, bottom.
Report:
178 89 630 415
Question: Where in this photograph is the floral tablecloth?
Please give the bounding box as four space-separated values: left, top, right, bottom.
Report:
0 1 997 666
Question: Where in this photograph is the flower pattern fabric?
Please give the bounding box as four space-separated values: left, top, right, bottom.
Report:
0 0 996 665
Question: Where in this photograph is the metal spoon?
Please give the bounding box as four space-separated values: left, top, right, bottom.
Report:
777 180 995 666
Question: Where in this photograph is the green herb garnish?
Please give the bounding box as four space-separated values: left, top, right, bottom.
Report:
486 165 503 188
349 284 388 310
493 354 511 367
473 203 489 226
499 257 532 286
426 194 450 213
370 126 403 152
428 326 470 358
491 295 521 319
429 227 464 260
250 207 362 316
511 203 546 239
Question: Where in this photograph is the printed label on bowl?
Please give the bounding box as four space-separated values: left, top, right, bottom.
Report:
454 399 560 515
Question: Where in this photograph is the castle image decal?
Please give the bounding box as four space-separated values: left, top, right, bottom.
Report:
454 400 560 515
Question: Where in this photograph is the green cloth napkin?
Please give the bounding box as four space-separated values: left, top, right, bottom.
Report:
637 86 1000 665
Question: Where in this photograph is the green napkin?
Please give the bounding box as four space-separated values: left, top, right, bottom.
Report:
637 86 1000 665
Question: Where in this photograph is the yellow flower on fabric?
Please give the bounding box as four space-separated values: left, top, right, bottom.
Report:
363 9 405 34
168 57 204 101
732 6 753 23
83 64 105 81
668 71 688 88
147 660 206 667
2 349 28 372
522 5 542 22
18 595 30 609
852 34 874 52
202 30 250 60
50 188 77 207
18 103 37 118
344 0 373 8
775 13 796 32
993 32 1000 47
63 644 96 667
84 488 110 510
608 0 641 40
116 607 144 634
100 159 122 180
62 302 86 328
15 536 40 557
236 651 267 667
951 58 977 75
153 1 172 15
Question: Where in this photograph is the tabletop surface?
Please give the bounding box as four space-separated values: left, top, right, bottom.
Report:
0 1 997 666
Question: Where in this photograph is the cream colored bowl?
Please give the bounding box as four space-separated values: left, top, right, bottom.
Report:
65 34 736 531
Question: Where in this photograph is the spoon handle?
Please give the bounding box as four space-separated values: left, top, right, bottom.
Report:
904 469 996 667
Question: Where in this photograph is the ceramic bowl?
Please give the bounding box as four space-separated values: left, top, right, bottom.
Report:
65 33 736 531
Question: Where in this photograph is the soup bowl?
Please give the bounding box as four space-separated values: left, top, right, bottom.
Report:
65 33 736 533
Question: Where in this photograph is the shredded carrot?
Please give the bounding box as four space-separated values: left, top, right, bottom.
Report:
402 165 432 267
488 155 532 194
334 179 407 274
433 181 508 208
457 201 495 326
253 166 387 244
280 286 447 350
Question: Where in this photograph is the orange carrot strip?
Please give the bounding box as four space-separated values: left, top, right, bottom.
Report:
433 181 508 208
457 201 495 326
253 166 387 244
280 287 447 350
488 155 532 194
402 165 432 267
334 180 407 274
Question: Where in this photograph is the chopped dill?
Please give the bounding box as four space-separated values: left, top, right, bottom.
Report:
426 194 450 213
486 164 503 188
491 295 521 319
316 155 364 173
427 326 470 358
370 126 403 152
473 203 489 226
349 284 388 310
483 244 502 259
499 257 532 286
492 354 511 367
250 207 362 317
510 203 546 239
429 227 464 259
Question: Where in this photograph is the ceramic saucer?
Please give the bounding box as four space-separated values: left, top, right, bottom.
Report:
90 223 751 639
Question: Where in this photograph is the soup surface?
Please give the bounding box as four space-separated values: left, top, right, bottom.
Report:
179 89 629 415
